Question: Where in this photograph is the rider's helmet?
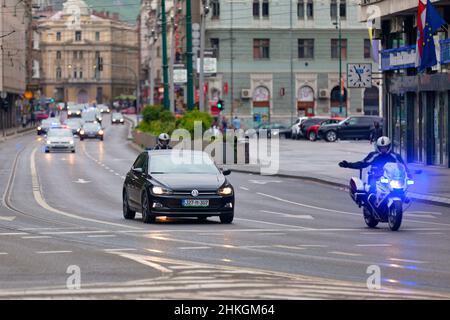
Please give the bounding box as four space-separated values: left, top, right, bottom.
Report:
375 136 392 154
158 133 170 147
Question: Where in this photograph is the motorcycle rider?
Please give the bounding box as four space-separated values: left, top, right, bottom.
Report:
339 136 411 205
151 133 172 150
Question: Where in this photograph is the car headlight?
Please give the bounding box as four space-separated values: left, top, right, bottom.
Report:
46 140 51 145
98 130 104 135
68 111 72 115
151 186 172 195
120 119 124 122
77 128 80 132
69 140 74 145
76 111 81 115
37 126 42 131
218 186 233 196
98 117 102 121
80 130 85 135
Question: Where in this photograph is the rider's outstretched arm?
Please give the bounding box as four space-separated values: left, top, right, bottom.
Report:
345 152 377 169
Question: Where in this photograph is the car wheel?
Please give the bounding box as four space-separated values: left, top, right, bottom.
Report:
220 212 234 224
141 191 156 224
71 150 76 153
325 130 337 142
308 132 317 141
123 190 136 220
100 137 104 141
45 149 50 153
80 137 84 141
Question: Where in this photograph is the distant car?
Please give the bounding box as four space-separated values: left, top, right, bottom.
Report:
37 118 61 135
122 150 235 224
67 104 84 118
290 117 309 140
306 117 344 141
64 118 84 135
111 112 125 125
98 104 111 113
298 117 329 138
34 110 49 121
121 107 136 115
249 123 291 139
45 128 75 153
318 116 383 142
82 109 102 124
79 122 104 141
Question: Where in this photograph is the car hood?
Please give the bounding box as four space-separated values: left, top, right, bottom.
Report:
151 173 226 190
48 137 73 143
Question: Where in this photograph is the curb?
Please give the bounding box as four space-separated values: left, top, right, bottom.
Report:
230 167 450 208
0 127 36 144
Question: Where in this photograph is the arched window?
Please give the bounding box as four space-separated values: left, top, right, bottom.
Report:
330 86 347 117
253 86 270 102
297 86 315 116
252 86 270 125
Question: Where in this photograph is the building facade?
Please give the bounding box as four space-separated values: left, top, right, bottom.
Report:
38 0 139 105
0 0 30 133
360 0 450 168
203 0 379 126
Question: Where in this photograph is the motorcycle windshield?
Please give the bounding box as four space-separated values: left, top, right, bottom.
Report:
383 163 406 182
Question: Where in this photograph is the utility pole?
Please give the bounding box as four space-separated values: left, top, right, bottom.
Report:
169 1 177 113
161 0 170 109
289 0 294 124
199 0 209 112
334 9 344 117
230 0 234 117
186 0 194 110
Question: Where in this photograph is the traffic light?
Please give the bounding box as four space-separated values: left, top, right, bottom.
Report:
217 99 224 111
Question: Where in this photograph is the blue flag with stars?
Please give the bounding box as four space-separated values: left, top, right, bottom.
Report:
419 0 447 72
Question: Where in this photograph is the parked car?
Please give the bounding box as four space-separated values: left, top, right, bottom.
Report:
253 123 291 139
34 110 49 121
318 116 383 142
299 117 329 138
306 117 344 141
290 117 309 140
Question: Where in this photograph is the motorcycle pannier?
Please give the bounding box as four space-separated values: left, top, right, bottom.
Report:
349 177 365 205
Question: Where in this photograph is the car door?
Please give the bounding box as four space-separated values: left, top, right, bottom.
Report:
359 117 376 139
338 117 357 139
134 153 150 204
128 153 147 205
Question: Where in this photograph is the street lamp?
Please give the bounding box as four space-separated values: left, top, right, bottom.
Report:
333 13 345 117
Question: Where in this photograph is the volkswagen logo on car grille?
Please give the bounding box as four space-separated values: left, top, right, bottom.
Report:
191 190 199 197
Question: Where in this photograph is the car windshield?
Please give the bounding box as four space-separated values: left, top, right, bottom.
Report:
83 124 101 131
112 113 123 119
47 129 73 138
82 112 97 121
148 153 219 175
42 118 59 125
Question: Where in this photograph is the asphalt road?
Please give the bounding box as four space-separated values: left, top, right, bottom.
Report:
1 114 450 299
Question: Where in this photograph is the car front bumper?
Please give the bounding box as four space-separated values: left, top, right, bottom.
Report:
46 144 75 152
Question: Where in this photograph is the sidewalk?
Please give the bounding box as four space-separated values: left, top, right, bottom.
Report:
0 125 36 144
229 139 450 206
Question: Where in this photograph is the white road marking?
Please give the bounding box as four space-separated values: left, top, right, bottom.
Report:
417 232 443 235
249 180 282 185
0 232 28 236
109 170 114 173
298 245 328 248
256 233 286 236
389 258 428 264
257 192 360 216
260 210 314 220
404 214 436 219
22 236 52 239
236 218 313 230
112 252 172 273
329 251 362 257
41 231 108 235
121 176 126 179
36 251 72 254
0 252 8 255
275 245 306 250
87 235 116 238
115 173 120 176
73 179 91 184
30 147 141 230
178 246 211 250
146 249 164 253
356 244 392 247
104 248 137 252
239 186 249 191
0 216 16 222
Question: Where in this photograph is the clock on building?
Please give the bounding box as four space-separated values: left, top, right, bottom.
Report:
347 63 372 88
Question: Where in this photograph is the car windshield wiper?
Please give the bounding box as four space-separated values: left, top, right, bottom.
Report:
149 172 167 174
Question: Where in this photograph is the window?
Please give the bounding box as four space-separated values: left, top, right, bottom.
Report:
298 39 314 59
297 1 304 19
75 31 82 41
330 0 337 19
253 0 259 18
210 38 219 58
364 39 372 59
331 39 347 59
95 32 100 41
211 0 220 19
56 51 61 60
340 0 347 19
306 0 314 19
73 69 77 79
79 68 83 79
253 39 270 59
262 0 269 18
56 67 62 79
56 32 61 41
73 51 78 59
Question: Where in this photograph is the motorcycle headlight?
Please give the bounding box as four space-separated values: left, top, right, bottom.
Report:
218 186 233 196
380 178 389 184
390 180 403 189
80 130 85 135
37 126 42 131
98 130 104 135
407 179 415 185
151 186 172 195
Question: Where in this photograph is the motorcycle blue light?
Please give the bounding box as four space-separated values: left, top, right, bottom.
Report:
407 180 415 185
380 178 389 184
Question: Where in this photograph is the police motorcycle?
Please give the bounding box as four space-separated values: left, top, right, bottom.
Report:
349 163 417 231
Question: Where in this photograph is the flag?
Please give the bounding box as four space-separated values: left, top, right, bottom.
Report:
415 0 426 68
417 0 447 72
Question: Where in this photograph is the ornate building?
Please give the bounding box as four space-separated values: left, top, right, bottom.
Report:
38 0 138 104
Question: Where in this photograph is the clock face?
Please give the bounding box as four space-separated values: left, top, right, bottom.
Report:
347 63 372 88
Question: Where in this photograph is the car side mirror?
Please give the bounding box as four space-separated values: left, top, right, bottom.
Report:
132 167 143 174
222 168 231 176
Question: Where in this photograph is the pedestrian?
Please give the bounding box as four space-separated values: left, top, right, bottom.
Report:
232 116 241 130
369 121 383 144
22 114 27 128
221 116 228 132
30 111 36 126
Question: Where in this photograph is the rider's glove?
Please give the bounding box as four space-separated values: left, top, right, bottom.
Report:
339 161 349 168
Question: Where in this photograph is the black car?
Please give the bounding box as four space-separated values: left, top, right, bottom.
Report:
79 123 104 141
122 150 235 224
250 123 291 139
318 116 383 142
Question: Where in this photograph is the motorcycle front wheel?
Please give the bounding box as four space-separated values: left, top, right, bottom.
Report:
363 207 378 228
388 201 403 231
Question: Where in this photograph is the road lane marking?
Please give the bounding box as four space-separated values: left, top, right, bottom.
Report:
417 232 443 235
146 249 164 253
236 218 313 230
112 252 172 273
249 180 282 185
275 245 306 250
178 246 211 250
22 236 52 239
104 248 137 252
260 210 314 220
87 235 116 238
0 232 28 236
257 192 360 216
0 216 16 222
298 245 328 248
329 251 362 257
40 231 108 235
30 147 141 230
256 233 286 236
388 258 428 264
0 252 8 255
239 187 249 191
36 251 72 254
356 244 392 247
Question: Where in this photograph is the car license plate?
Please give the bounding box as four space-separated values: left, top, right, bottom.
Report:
182 199 209 207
